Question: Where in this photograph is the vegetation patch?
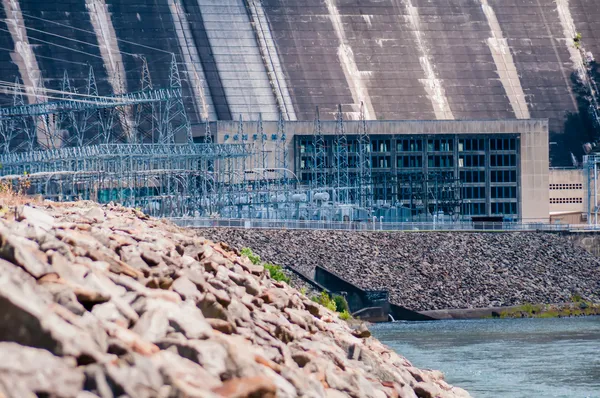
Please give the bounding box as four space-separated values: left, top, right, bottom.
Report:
264 263 290 284
497 301 600 319
240 247 291 283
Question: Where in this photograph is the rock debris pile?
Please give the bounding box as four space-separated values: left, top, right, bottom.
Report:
199 229 600 311
0 201 469 398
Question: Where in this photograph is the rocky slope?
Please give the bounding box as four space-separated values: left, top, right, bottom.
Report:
199 229 600 311
0 200 469 398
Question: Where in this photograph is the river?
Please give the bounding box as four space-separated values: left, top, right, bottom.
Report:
371 317 600 398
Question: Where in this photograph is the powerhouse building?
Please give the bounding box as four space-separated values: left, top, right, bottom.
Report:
209 119 549 222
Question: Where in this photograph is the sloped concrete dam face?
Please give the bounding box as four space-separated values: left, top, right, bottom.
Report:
0 0 598 165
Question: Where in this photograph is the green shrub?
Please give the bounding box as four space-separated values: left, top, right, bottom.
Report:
299 287 307 295
571 294 583 303
264 263 290 284
333 295 350 313
339 310 352 320
240 247 261 265
311 291 337 312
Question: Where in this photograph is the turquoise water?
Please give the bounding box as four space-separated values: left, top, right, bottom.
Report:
371 317 600 398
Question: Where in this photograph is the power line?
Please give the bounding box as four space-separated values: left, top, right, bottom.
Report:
0 46 88 66
6 21 139 58
0 80 130 101
20 12 174 55
0 26 103 59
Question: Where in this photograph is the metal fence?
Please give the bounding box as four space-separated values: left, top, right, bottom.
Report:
170 217 600 232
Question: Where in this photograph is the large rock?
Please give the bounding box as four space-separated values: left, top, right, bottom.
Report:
0 343 84 398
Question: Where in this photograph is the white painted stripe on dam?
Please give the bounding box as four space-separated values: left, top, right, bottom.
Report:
324 0 376 120
168 0 216 121
246 0 297 121
2 0 51 149
481 0 531 119
2 0 44 105
555 0 591 85
85 0 133 140
401 0 455 120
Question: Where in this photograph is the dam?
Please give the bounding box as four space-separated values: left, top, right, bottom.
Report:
0 0 598 166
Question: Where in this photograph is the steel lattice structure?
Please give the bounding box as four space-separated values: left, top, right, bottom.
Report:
0 56 251 218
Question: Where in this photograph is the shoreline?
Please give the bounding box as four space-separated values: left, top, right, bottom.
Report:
418 301 600 320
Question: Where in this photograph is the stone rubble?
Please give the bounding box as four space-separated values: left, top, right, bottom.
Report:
199 229 600 311
0 200 470 398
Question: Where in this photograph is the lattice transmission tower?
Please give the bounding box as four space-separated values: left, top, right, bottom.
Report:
333 104 349 203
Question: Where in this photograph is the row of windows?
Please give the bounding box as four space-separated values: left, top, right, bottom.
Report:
398 155 423 168
490 138 518 151
549 183 583 190
462 186 486 199
428 155 453 168
459 139 485 152
491 170 517 183
550 197 583 204
427 139 453 152
461 186 518 199
460 170 486 183
300 137 518 154
490 154 517 167
491 202 518 215
491 186 517 199
459 155 485 167
462 202 486 215
397 139 423 152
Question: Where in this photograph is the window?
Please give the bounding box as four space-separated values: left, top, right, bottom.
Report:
549 183 583 190
372 155 391 168
490 154 516 167
397 139 422 152
427 138 454 152
460 170 486 183
458 138 484 151
462 186 486 199
491 202 517 215
459 155 485 167
372 139 391 152
462 202 486 215
491 170 517 183
491 186 517 199
490 138 517 151
397 155 423 168
299 139 313 154
428 155 453 168
549 197 583 204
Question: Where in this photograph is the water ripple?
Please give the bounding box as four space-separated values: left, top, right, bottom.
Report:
371 317 600 398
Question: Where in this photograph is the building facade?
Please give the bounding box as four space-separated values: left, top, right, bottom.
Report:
211 119 549 222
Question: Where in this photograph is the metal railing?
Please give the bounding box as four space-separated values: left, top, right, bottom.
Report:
170 217 600 232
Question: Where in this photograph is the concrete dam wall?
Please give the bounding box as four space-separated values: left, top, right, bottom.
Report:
0 0 598 164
